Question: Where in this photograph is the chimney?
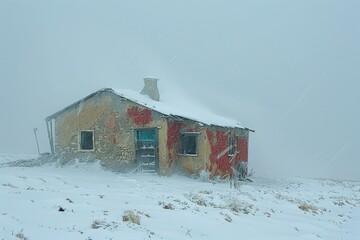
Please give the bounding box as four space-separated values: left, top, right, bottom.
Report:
140 77 160 101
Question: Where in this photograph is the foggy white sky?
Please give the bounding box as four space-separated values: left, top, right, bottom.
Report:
1 0 359 180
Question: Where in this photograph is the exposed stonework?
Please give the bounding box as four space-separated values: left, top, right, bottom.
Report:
46 88 251 177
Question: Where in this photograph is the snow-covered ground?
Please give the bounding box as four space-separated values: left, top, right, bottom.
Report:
0 154 38 164
0 155 359 240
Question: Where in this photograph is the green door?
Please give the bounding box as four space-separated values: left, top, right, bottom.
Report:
135 129 158 173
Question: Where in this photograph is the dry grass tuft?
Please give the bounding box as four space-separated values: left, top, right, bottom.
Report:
298 202 318 214
91 220 108 229
122 210 141 225
199 190 213 195
185 193 208 207
15 231 29 240
159 201 175 210
220 212 232 222
3 183 17 188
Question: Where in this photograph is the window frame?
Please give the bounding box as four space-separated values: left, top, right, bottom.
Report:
179 132 199 156
228 136 237 156
79 130 95 151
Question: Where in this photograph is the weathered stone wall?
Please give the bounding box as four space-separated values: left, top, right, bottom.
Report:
54 91 114 163
52 90 249 176
53 91 170 173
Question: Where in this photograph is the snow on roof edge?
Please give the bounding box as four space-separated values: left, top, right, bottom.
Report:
111 88 248 129
46 87 253 131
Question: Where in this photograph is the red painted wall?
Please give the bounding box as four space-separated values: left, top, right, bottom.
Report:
167 121 183 168
206 129 231 176
127 107 152 126
206 129 248 176
166 125 249 176
238 137 249 162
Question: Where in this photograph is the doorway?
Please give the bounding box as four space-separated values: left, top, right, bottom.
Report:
135 128 158 173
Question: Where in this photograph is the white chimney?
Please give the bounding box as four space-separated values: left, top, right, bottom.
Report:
140 77 160 101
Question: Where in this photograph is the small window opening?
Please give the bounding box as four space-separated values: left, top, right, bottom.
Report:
180 133 198 155
80 131 94 150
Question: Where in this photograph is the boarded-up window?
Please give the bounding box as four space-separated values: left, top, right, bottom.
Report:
180 133 198 155
80 131 94 150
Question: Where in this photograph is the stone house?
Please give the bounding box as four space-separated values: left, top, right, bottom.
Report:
45 78 253 176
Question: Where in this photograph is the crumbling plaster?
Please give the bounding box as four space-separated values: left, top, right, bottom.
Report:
53 91 171 173
51 90 249 176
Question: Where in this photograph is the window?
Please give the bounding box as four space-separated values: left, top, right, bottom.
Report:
80 131 94 150
179 133 198 155
228 136 237 156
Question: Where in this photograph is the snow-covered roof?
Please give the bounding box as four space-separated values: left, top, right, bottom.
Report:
112 88 246 129
47 88 252 130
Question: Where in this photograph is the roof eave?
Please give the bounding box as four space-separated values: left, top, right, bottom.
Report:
45 88 114 121
245 127 255 132
45 88 254 131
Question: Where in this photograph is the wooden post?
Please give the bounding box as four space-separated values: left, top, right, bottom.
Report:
46 119 54 155
33 128 40 155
